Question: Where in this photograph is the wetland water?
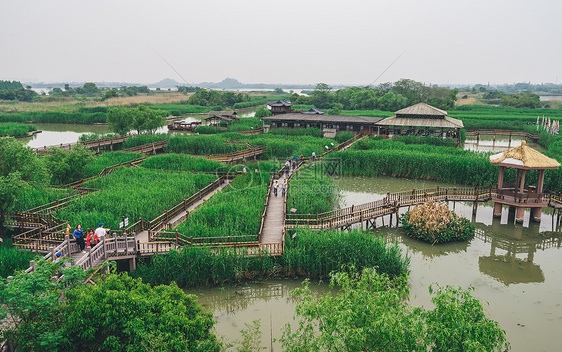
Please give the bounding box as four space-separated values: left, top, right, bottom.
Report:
192 175 562 352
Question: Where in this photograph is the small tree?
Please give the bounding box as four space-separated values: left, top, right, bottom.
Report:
0 138 48 235
281 268 510 351
254 105 271 118
101 88 118 101
107 106 134 135
44 144 94 185
130 105 167 134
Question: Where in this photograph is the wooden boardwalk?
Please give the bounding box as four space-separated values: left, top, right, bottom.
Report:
260 168 293 244
135 177 232 242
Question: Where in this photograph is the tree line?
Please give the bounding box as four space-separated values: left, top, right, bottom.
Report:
289 79 459 112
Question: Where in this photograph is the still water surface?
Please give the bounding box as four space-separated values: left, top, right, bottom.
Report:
192 176 562 352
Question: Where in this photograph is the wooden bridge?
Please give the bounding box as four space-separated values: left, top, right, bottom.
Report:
205 146 267 163
35 134 130 155
120 140 168 154
466 129 540 142
285 186 562 231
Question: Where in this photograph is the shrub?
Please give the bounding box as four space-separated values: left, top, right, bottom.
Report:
400 200 475 244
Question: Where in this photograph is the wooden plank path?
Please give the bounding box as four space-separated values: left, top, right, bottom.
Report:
35 134 130 155
260 168 293 244
135 177 232 242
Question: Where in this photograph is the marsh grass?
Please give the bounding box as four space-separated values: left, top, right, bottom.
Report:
55 168 217 229
0 122 37 137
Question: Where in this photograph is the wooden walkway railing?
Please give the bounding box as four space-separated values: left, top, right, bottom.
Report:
285 186 562 230
35 134 130 155
120 140 168 154
206 146 267 163
465 129 540 141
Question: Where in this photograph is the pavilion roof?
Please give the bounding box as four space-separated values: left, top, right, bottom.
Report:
269 100 293 107
395 102 447 117
375 115 463 128
489 141 561 169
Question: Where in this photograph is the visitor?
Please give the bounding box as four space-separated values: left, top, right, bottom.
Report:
95 223 107 242
53 252 62 263
273 180 278 197
312 151 316 161
86 229 93 247
243 165 247 173
281 180 287 197
292 155 297 169
285 159 291 174
300 153 304 161
73 224 85 253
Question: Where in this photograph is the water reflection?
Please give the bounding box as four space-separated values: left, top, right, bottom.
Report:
186 280 333 350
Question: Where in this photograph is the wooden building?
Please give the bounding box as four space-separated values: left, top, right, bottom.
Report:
203 111 239 126
261 113 382 135
376 102 464 140
269 100 295 116
490 141 561 222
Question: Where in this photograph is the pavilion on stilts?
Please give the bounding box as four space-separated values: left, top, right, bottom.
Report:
490 140 561 222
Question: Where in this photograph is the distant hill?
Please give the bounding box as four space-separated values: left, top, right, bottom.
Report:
24 77 321 90
147 78 182 88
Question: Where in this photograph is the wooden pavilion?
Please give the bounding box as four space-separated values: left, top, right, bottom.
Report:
490 141 561 222
203 111 239 126
269 100 295 115
376 102 464 140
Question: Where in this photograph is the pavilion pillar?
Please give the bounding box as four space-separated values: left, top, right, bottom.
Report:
515 170 527 222
532 169 546 222
519 170 527 193
493 166 505 217
515 206 525 223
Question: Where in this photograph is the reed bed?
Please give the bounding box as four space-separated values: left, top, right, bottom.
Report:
78 132 119 142
14 186 77 212
0 239 39 278
120 133 170 149
131 229 409 287
148 104 210 114
140 154 225 173
334 148 499 186
55 168 217 230
0 112 107 124
391 135 457 147
248 134 337 159
287 164 341 215
283 229 409 278
165 134 243 155
0 122 37 137
82 151 143 178
269 127 324 138
174 172 270 238
131 246 278 287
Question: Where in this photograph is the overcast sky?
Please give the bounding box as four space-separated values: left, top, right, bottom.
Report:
1 0 561 86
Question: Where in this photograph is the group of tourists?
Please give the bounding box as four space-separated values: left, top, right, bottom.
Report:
273 179 287 198
68 223 108 253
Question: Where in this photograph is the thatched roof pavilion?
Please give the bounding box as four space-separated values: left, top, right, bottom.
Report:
490 141 560 222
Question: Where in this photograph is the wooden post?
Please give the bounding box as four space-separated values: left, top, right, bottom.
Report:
114 233 118 255
175 230 179 246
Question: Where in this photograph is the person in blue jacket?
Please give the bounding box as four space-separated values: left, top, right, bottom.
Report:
73 224 86 253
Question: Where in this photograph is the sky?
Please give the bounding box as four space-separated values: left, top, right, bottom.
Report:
1 0 561 86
